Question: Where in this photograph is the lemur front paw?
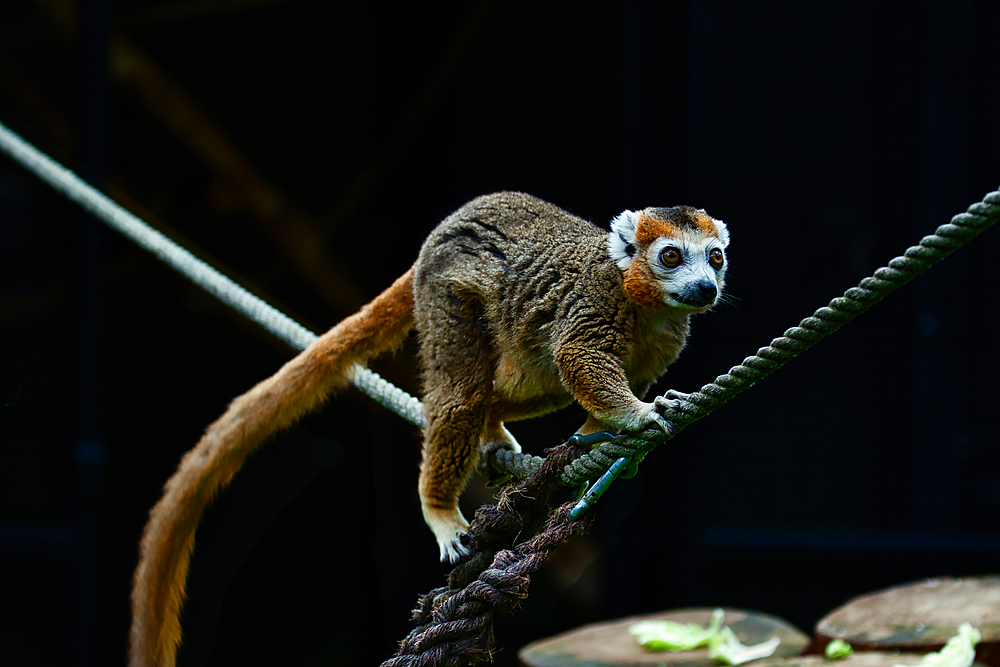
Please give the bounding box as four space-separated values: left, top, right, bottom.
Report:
661 389 691 404
421 503 471 563
635 391 693 435
626 400 676 435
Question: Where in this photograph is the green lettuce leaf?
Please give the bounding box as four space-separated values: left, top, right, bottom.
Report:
896 624 981 667
630 608 780 664
629 608 725 652
708 625 781 665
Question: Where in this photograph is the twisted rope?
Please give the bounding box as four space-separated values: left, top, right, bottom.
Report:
0 119 426 428
487 185 1000 486
382 441 591 666
384 504 592 667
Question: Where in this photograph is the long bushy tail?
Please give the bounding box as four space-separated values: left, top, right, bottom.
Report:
129 267 416 667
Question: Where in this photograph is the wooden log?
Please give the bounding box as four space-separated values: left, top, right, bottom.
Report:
815 576 1000 666
518 607 809 667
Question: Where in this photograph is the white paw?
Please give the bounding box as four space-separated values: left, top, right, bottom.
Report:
421 502 470 563
661 389 691 403
438 534 471 563
654 392 689 416
630 399 675 435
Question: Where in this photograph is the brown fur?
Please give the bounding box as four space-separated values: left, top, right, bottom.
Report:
129 192 726 666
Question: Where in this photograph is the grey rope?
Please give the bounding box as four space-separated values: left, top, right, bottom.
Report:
490 185 1000 486
0 119 425 428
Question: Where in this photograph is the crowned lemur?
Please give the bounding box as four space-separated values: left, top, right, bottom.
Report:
129 191 730 667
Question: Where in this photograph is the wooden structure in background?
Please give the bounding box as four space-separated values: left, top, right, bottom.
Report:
815 576 1000 666
518 607 809 667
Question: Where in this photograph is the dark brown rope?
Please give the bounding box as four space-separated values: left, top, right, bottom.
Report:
382 443 593 667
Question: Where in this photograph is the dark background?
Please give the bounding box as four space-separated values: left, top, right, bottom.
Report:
1 1 999 665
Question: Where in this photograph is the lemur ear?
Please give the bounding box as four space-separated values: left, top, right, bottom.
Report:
608 210 640 269
713 218 730 248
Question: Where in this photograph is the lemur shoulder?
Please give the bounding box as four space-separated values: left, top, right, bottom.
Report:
129 191 729 667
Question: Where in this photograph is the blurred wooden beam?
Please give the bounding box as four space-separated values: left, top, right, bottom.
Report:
319 0 497 237
3 44 416 388
108 33 368 316
120 0 302 27
0 66 315 349
35 0 368 316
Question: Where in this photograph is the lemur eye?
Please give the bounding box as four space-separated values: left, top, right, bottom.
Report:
708 248 725 269
659 247 682 267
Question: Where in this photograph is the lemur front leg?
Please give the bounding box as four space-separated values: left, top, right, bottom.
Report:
555 344 676 436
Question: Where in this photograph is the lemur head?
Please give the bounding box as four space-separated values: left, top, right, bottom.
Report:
608 205 729 312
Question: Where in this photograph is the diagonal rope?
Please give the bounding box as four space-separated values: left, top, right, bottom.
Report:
0 119 425 427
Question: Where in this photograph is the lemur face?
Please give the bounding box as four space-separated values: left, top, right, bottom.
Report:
608 206 729 311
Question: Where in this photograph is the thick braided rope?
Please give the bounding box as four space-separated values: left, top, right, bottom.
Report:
554 186 1000 485
0 119 425 427
382 502 591 667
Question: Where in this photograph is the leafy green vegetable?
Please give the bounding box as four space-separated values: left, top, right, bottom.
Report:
629 609 781 664
708 625 781 665
825 639 854 660
896 624 981 667
629 608 725 652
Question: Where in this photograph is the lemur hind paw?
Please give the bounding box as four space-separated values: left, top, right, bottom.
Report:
439 535 471 563
477 437 521 477
422 504 471 563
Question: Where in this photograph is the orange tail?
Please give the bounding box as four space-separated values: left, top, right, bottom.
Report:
128 267 415 667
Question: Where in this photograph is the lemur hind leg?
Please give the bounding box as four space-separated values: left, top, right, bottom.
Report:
416 287 494 563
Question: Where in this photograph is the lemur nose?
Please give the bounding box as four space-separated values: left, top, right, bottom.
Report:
695 280 718 303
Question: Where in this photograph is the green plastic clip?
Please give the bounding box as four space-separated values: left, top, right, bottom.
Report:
566 431 627 520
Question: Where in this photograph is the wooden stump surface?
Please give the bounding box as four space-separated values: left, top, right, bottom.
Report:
752 651 985 667
518 607 809 667
815 576 1000 666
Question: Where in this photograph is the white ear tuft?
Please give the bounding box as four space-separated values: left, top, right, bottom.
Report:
608 210 640 269
713 218 730 248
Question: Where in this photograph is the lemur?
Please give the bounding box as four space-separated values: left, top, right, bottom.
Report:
129 191 729 667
